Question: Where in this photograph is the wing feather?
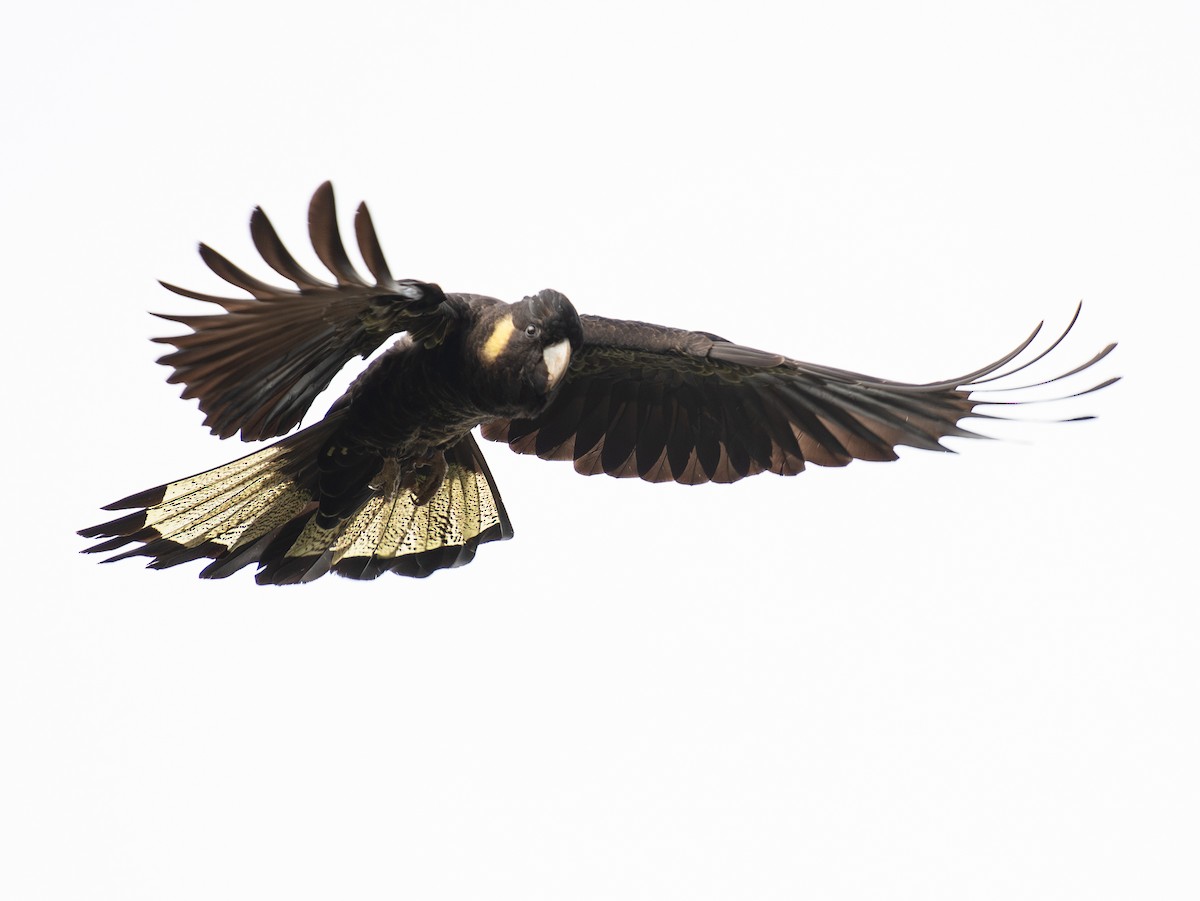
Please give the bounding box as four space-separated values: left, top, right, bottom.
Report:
533 389 587 461
152 182 466 441
308 181 371 287
249 205 330 290
633 379 672 480
483 308 1117 484
354 202 400 289
599 379 643 476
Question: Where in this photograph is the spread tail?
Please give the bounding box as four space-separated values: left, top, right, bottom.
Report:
80 427 513 584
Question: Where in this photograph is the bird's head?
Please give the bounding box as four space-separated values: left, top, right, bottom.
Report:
477 289 583 414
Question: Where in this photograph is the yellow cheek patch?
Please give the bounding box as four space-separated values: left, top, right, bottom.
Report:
481 314 516 364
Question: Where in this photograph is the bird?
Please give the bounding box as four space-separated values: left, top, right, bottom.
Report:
79 183 1118 585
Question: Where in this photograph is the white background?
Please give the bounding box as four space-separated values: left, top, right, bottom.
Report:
3 2 1197 898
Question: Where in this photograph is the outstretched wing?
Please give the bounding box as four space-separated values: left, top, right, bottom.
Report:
153 181 470 442
481 306 1118 484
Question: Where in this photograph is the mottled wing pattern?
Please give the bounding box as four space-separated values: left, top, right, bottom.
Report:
154 182 468 441
482 307 1117 484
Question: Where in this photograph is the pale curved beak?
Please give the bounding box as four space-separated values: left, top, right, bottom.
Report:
543 339 572 389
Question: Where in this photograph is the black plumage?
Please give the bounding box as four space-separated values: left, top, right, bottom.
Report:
80 183 1118 584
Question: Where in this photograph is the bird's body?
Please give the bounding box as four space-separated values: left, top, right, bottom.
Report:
80 183 1117 584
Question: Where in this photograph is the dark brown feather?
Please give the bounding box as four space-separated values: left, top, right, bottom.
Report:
354 202 398 288
249 206 329 290
308 181 370 288
484 306 1116 484
152 182 465 441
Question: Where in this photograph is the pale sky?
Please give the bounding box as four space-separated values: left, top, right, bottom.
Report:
3 2 1197 898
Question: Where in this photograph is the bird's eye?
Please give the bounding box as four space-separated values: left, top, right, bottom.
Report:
525 324 540 338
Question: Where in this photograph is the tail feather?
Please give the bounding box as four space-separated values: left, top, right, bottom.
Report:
79 430 513 584
253 438 513 584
